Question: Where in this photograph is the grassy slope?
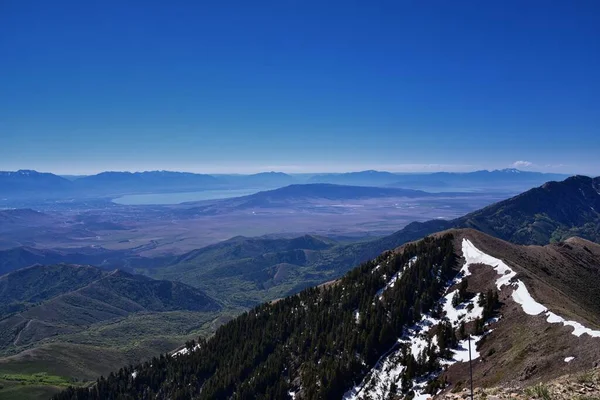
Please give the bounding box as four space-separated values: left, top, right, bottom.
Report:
0 309 236 400
0 379 63 400
0 264 230 400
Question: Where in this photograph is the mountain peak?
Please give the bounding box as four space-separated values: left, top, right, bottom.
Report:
16 169 40 175
498 168 522 173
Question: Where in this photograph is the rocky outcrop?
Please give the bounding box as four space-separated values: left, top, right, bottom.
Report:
439 367 600 399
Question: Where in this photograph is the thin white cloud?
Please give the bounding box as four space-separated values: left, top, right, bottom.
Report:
511 160 534 168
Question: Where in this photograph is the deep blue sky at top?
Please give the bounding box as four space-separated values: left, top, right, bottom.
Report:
1 1 599 174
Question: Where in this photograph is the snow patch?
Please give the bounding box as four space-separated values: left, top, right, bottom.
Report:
450 337 481 363
462 239 600 338
442 291 483 325
545 312 600 338
376 256 418 300
511 281 547 315
172 343 201 357
564 356 575 363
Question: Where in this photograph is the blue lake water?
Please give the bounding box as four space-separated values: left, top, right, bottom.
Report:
112 188 263 205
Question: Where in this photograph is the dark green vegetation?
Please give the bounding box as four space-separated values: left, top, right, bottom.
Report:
0 264 219 335
145 235 346 307
53 234 459 399
0 377 64 400
0 264 227 398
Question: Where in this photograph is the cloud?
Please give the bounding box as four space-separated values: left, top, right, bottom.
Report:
511 160 533 168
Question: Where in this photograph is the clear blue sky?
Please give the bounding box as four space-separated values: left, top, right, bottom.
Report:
1 1 599 175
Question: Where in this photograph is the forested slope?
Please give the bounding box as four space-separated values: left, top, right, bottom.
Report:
54 234 459 399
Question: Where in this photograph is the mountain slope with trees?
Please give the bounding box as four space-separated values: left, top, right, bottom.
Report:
51 230 600 400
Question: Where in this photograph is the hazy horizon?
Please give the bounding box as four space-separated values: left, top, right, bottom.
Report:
0 163 589 176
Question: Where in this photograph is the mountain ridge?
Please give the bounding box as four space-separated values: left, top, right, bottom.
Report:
51 229 600 399
0 168 572 201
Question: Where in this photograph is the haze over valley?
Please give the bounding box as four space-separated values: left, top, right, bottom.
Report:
0 169 564 255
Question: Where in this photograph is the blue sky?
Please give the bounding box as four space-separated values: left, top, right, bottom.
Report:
1 1 599 175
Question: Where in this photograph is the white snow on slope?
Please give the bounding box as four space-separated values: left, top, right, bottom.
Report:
172 343 201 357
462 239 600 338
564 356 575 363
443 290 483 325
450 336 481 363
344 252 485 400
376 256 418 300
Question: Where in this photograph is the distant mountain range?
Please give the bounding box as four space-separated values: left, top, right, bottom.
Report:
308 170 403 186
179 184 437 214
307 168 569 190
74 171 222 194
0 170 74 197
217 171 297 187
0 170 293 200
0 168 571 201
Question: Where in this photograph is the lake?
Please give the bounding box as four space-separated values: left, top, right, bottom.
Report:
112 188 263 205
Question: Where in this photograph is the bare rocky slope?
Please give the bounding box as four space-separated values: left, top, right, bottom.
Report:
439 366 600 400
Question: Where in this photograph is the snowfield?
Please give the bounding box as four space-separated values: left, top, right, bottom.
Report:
462 239 600 338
